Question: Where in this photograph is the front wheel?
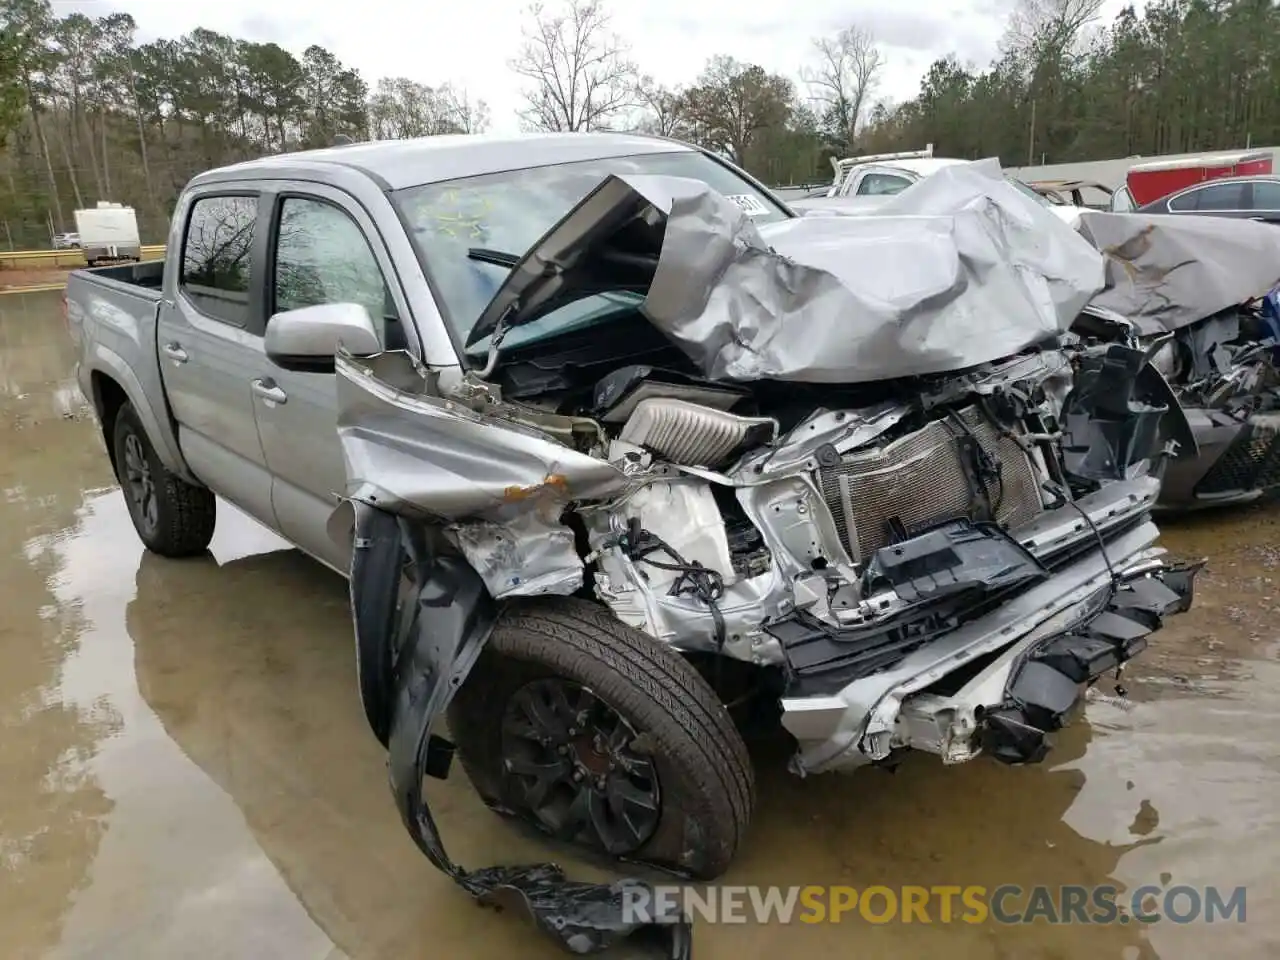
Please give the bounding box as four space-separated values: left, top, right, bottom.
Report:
447 598 755 880
112 402 216 557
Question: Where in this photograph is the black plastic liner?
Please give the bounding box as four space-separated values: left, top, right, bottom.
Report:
770 519 1049 696
348 503 692 958
1060 342 1196 482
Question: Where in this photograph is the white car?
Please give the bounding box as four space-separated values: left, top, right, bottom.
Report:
52 232 81 249
793 153 1085 225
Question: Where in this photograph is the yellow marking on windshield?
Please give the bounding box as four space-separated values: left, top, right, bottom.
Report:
421 190 494 240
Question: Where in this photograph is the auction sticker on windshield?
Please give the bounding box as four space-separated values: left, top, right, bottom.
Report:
726 194 772 217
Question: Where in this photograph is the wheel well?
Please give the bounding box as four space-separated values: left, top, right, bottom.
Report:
91 371 128 474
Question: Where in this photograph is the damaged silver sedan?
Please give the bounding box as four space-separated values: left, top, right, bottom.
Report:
793 160 1280 511
1071 211 1280 509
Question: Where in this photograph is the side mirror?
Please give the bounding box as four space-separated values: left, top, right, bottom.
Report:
265 302 381 374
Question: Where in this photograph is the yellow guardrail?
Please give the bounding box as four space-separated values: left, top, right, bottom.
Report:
0 244 166 269
0 282 68 295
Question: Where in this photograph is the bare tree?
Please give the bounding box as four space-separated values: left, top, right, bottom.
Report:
510 0 638 131
679 56 794 164
367 77 468 138
438 83 491 134
802 26 883 152
1002 0 1104 62
635 75 684 137
5 0 66 227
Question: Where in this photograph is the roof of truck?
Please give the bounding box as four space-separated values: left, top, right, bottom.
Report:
832 156 965 193
195 132 694 191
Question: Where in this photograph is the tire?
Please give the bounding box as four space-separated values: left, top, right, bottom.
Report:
447 597 755 880
112 402 216 557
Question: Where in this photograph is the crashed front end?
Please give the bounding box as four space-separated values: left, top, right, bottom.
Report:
1073 211 1280 509
332 165 1204 955
340 165 1198 780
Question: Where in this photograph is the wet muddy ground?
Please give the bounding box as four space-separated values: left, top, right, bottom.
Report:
2 289 1278 960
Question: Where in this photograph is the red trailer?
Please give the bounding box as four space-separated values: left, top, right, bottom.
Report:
1125 149 1274 207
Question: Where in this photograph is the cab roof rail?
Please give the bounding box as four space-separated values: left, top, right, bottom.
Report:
830 145 934 183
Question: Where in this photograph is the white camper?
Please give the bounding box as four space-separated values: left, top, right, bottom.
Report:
73 202 141 265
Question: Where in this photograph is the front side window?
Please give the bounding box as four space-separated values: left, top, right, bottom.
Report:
392 150 789 348
181 195 257 326
272 197 395 344
1249 180 1280 210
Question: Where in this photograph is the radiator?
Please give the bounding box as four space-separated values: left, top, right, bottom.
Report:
817 405 1045 563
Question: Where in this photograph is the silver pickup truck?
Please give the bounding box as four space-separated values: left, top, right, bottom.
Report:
68 133 1200 947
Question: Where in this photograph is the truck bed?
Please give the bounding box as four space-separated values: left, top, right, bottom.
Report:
81 258 165 293
67 259 165 360
67 249 192 487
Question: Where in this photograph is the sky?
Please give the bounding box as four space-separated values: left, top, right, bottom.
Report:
51 0 1138 135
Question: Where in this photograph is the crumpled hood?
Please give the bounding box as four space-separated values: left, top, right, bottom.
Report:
469 161 1105 384
1075 210 1280 334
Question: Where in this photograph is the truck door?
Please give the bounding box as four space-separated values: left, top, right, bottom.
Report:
156 190 279 530
254 186 410 572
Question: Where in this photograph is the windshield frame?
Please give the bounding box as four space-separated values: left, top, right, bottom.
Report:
390 147 795 365
1007 177 1058 207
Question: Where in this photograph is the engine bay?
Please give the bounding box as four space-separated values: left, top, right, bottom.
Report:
335 164 1190 702
417 337 1178 695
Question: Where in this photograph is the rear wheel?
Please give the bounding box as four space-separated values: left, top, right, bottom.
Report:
447 597 755 880
112 402 216 557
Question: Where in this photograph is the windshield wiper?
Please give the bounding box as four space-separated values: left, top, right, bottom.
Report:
467 247 520 268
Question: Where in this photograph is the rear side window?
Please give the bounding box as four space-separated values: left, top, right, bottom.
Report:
856 173 912 196
1193 182 1245 211
181 196 257 326
1170 182 1245 212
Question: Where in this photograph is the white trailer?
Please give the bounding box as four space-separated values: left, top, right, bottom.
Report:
73 202 141 265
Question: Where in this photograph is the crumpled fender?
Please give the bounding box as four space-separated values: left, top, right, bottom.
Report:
347 501 692 958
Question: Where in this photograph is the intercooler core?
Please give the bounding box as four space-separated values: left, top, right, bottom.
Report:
817 405 1045 562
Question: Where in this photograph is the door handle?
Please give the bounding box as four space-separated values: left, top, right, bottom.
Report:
162 342 188 363
251 378 288 405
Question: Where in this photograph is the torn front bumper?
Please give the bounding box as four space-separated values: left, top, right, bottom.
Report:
779 478 1200 774
1159 407 1280 508
900 553 1197 766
